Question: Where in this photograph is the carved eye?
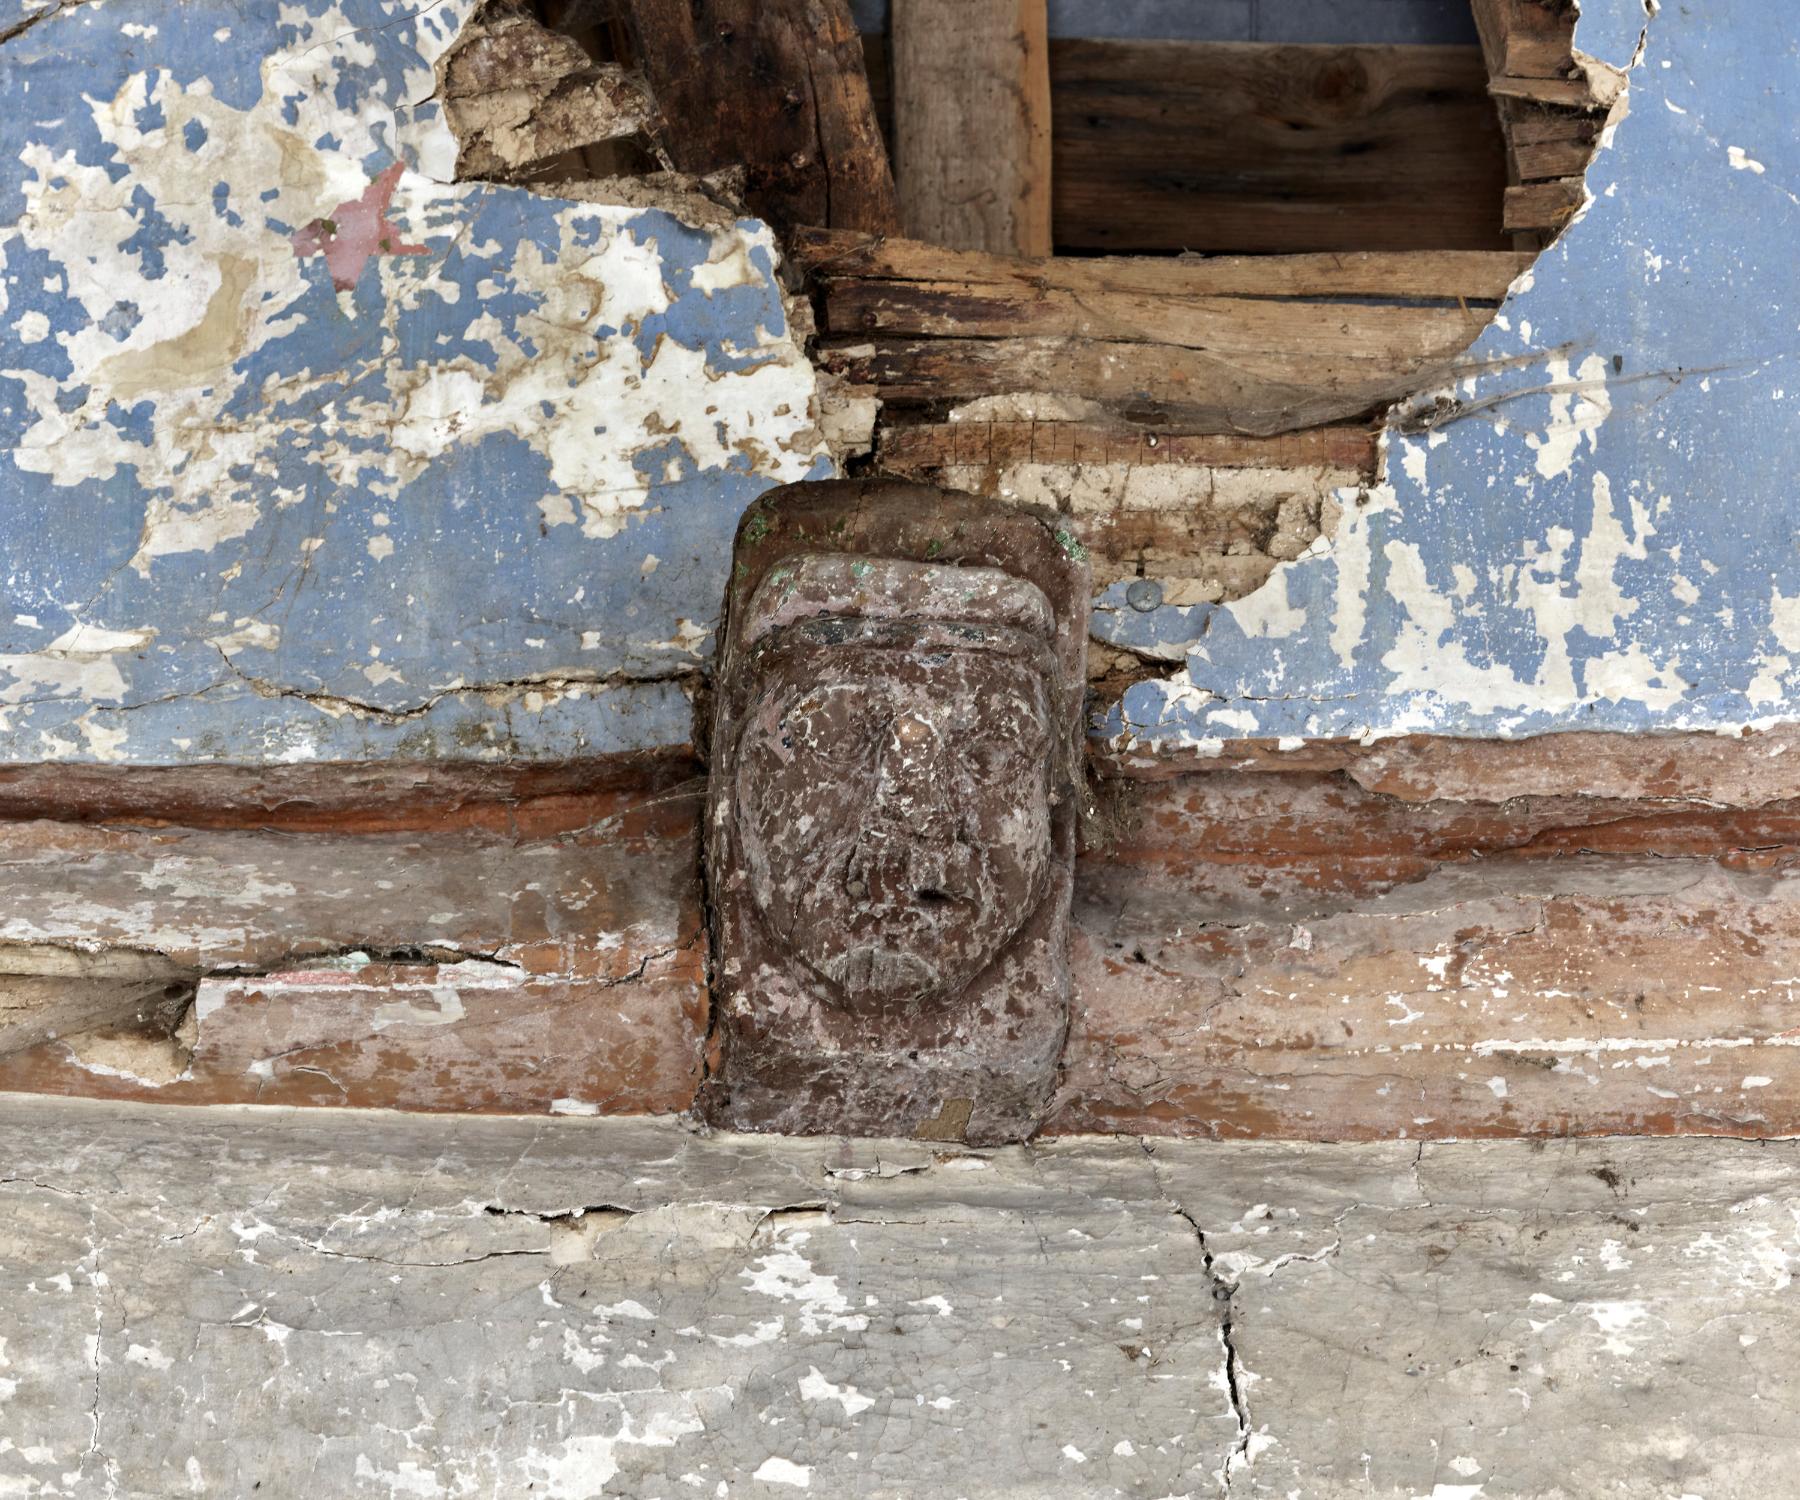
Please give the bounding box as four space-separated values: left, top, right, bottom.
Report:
784 692 877 767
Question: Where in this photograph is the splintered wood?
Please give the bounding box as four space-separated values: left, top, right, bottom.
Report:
794 229 1514 435
1470 0 1609 239
626 0 897 233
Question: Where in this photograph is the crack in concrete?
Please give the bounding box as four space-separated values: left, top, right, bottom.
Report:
1139 1139 1253 1496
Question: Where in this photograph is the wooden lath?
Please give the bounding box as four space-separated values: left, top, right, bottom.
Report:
1469 0 1609 239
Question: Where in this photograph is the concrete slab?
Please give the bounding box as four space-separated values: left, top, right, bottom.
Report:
1 1099 1794 1497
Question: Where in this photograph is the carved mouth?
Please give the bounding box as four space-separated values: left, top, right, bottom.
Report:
821 943 938 1001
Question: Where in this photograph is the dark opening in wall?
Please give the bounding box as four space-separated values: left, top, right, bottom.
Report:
855 0 1594 256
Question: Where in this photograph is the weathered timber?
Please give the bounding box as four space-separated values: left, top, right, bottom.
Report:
1096 723 1800 806
1469 0 1578 79
0 781 706 1111
1050 40 1511 254
1055 771 1800 1139
1505 176 1587 231
1 947 195 1058
11 731 1800 1135
1512 131 1598 180
0 754 696 831
797 230 1506 431
890 0 1051 256
876 421 1380 476
626 0 897 234
442 10 659 182
821 278 1494 360
789 226 1535 301
1487 72 1603 108
817 335 1476 434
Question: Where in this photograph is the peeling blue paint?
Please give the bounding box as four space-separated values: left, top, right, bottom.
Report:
0 0 828 763
1100 0 1800 751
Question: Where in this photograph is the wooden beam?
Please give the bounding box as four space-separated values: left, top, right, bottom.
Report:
817 335 1474 435
789 228 1535 302
626 0 898 235
877 421 1380 477
1050 40 1510 254
798 232 1504 436
1487 73 1602 108
819 278 1493 364
889 0 1052 256
1469 0 1577 79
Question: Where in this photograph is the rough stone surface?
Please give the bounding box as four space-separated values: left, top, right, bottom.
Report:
2 1098 1796 1497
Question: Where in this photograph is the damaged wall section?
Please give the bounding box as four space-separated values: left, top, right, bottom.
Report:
1099 0 1800 752
0 0 830 766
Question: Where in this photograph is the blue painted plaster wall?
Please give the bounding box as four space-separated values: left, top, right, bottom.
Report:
2 0 1790 766
0 0 829 763
1099 0 1800 751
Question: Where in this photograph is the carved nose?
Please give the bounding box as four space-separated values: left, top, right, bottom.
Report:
871 712 951 830
844 713 955 902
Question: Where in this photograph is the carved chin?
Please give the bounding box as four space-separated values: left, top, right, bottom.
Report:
815 943 945 1004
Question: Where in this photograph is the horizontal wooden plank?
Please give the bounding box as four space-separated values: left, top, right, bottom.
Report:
819 334 1471 431
1488 73 1601 108
820 277 1494 361
0 782 707 1113
11 742 1800 1135
790 227 1535 301
1508 110 1601 145
1053 771 1800 1138
877 420 1379 475
1504 176 1586 230
1050 40 1511 253
1513 134 1596 179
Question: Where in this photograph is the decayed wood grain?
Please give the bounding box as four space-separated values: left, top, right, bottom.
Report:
1050 40 1510 254
823 277 1493 359
791 227 1534 301
1504 176 1587 231
626 0 897 233
890 0 1050 256
442 10 659 182
876 420 1380 477
818 333 1472 434
1487 72 1598 108
1469 0 1578 80
797 230 1509 431
9 728 1800 1138
0 781 707 1113
1054 771 1800 1139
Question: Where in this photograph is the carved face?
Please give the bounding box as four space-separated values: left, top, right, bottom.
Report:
734 641 1054 1006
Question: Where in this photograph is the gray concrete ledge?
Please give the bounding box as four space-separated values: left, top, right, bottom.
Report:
1 1098 1794 1497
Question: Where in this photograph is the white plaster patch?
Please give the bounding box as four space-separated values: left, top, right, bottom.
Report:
753 1456 812 1488
798 1367 874 1417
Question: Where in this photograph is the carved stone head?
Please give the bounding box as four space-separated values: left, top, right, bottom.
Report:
701 479 1089 1144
